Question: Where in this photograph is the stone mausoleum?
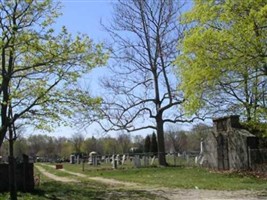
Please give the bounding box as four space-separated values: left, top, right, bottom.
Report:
202 115 258 170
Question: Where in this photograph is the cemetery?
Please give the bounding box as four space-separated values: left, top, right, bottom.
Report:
0 115 267 199
56 115 267 173
0 0 267 199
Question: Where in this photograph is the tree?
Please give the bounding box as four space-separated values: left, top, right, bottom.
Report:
13 138 28 158
0 0 106 148
187 123 210 152
54 137 69 160
28 135 47 157
101 136 118 155
82 136 104 155
150 132 158 156
61 140 73 160
176 0 267 125
144 135 151 153
117 132 132 154
71 133 85 153
131 135 144 154
165 127 187 153
44 136 56 159
0 1 106 198
27 134 57 158
98 0 193 166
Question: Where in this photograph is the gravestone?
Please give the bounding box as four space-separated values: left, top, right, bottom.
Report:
70 155 75 164
143 155 149 166
121 154 126 165
112 155 117 169
186 155 189 164
116 154 121 165
150 156 156 165
92 154 97 166
105 157 110 164
134 155 141 168
77 155 80 164
89 152 98 166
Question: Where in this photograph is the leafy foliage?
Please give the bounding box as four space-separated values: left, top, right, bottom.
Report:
0 0 107 147
176 0 267 124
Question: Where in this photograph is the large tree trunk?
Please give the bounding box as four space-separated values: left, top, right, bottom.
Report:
9 145 17 200
156 116 167 166
9 127 17 200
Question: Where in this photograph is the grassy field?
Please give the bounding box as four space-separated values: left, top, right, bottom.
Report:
0 181 155 200
1 162 267 199
0 165 155 200
60 163 267 191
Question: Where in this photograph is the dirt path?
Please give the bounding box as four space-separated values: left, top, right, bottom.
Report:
88 176 139 187
35 165 79 183
38 163 139 187
36 164 266 200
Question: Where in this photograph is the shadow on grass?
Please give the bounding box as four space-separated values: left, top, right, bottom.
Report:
29 181 106 200
21 180 156 200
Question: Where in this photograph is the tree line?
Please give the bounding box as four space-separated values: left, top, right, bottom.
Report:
0 123 210 160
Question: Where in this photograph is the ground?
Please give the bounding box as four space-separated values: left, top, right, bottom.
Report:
36 164 266 200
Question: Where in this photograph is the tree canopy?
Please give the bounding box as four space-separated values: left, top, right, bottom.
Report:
0 0 107 148
176 0 267 123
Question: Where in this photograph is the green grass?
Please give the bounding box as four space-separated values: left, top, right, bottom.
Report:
2 163 266 199
0 181 155 200
60 163 267 191
26 162 267 200
0 164 155 200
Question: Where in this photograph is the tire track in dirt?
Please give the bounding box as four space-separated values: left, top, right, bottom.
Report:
37 163 138 187
35 165 79 183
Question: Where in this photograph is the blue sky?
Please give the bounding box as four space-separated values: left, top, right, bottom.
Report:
33 0 198 139
30 0 115 139
56 0 113 96
56 0 113 42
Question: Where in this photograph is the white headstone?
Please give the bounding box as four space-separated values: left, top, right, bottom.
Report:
150 156 156 165
116 154 121 165
105 157 110 163
143 156 149 166
121 154 126 165
134 155 141 168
